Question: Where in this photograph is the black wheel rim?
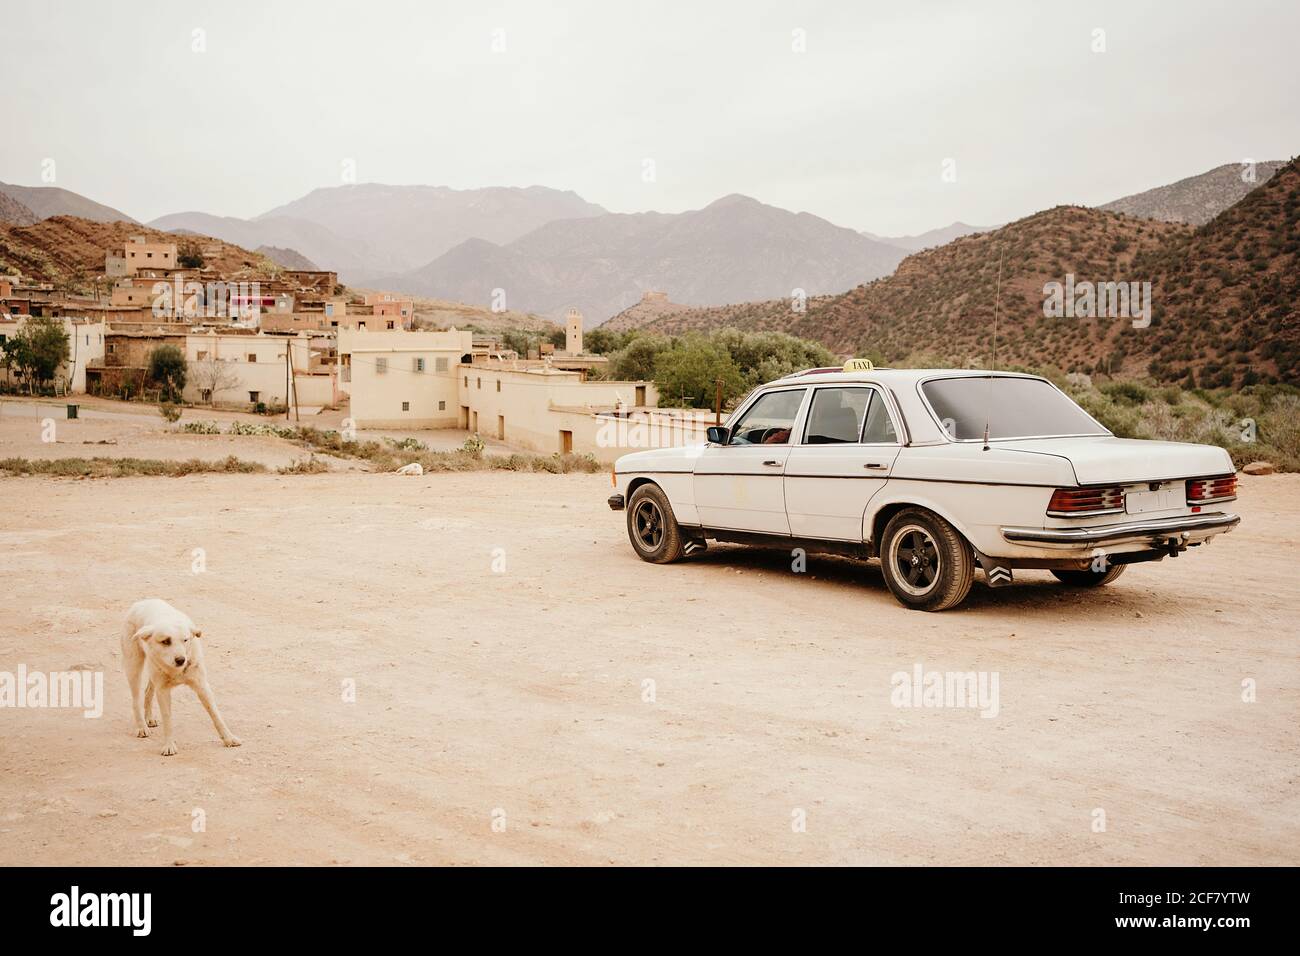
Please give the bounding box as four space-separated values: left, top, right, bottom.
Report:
891 525 940 595
634 500 664 550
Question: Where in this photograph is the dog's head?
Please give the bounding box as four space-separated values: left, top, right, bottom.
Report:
134 619 201 674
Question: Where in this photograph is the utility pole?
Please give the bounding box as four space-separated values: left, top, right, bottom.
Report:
290 339 301 422
284 345 291 421
714 378 723 425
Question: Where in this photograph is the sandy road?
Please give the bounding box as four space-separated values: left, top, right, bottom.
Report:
1 471 1296 865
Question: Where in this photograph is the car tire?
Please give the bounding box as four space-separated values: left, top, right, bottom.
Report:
1051 564 1127 587
626 484 685 564
879 508 975 611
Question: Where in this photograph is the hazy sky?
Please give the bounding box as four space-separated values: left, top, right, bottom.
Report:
5 0 1297 234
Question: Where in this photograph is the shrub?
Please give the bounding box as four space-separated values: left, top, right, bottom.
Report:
179 420 222 434
158 402 182 423
148 345 187 403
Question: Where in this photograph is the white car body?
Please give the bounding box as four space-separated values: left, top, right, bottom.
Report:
610 367 1240 609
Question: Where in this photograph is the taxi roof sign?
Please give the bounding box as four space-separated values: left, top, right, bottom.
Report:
843 358 875 372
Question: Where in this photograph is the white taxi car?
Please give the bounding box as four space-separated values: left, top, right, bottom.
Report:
608 363 1240 611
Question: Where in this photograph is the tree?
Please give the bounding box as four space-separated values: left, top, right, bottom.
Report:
652 338 745 408
148 345 188 402
189 356 243 404
177 240 205 269
609 334 670 381
2 316 69 393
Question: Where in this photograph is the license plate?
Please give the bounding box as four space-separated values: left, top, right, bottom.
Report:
1125 486 1182 515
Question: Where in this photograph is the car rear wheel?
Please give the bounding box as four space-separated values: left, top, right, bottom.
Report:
1051 564 1127 587
626 484 685 564
879 508 975 611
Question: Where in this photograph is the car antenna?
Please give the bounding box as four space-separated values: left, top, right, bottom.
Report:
982 244 1005 452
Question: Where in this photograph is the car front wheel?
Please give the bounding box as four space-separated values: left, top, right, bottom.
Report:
879 508 975 611
626 484 685 564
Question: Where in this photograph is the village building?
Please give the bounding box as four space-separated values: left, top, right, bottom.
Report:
122 236 178 273
337 319 708 459
0 315 107 394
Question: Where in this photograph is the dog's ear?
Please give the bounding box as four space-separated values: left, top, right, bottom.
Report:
132 626 153 643
191 626 203 639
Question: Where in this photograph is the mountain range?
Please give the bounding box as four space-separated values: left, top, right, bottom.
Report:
862 221 999 251
2 159 1290 339
150 184 606 280
384 194 908 323
0 181 136 224
609 155 1300 387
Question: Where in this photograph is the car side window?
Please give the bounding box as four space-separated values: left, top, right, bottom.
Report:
728 389 805 445
804 388 871 444
862 391 898 443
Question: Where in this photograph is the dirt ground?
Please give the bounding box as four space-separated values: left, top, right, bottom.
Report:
1 468 1297 866
0 396 505 470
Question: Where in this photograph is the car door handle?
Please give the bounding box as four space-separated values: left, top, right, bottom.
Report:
762 460 782 467
864 463 888 470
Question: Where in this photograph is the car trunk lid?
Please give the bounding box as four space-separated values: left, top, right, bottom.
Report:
998 437 1235 485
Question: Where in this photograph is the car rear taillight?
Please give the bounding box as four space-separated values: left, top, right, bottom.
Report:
1187 475 1237 504
1047 486 1125 516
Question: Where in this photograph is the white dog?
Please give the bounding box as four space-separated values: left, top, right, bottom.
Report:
121 599 240 756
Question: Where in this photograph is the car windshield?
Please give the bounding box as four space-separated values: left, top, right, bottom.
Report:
922 376 1108 440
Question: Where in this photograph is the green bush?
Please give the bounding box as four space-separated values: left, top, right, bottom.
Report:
148 345 187 403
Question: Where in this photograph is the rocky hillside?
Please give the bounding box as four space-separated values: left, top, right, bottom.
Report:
255 245 320 271
0 181 136 224
620 206 1185 363
1099 160 1286 225
393 194 908 323
1134 155 1300 386
616 157 1300 387
601 292 693 332
0 217 282 289
0 191 39 226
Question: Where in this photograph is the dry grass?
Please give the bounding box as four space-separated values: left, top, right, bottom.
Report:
0 455 267 478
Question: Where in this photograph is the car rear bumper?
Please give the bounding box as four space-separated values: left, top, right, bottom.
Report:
1000 512 1240 548
608 494 625 511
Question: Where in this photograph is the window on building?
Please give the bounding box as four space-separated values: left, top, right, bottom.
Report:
435 357 448 373
325 303 334 317
402 401 410 411
438 401 446 411
386 321 395 330
414 357 425 373
496 380 501 392
464 375 468 387
249 391 260 403
200 389 212 402
247 353 257 363
376 357 388 375
107 343 115 354
477 377 481 390
197 350 208 360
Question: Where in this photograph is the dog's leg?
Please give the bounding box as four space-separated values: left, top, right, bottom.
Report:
125 653 149 738
193 678 241 748
143 680 158 728
157 685 177 756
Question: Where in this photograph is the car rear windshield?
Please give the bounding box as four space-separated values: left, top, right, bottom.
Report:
921 376 1108 440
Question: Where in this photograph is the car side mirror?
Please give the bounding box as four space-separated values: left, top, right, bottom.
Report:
706 426 730 445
